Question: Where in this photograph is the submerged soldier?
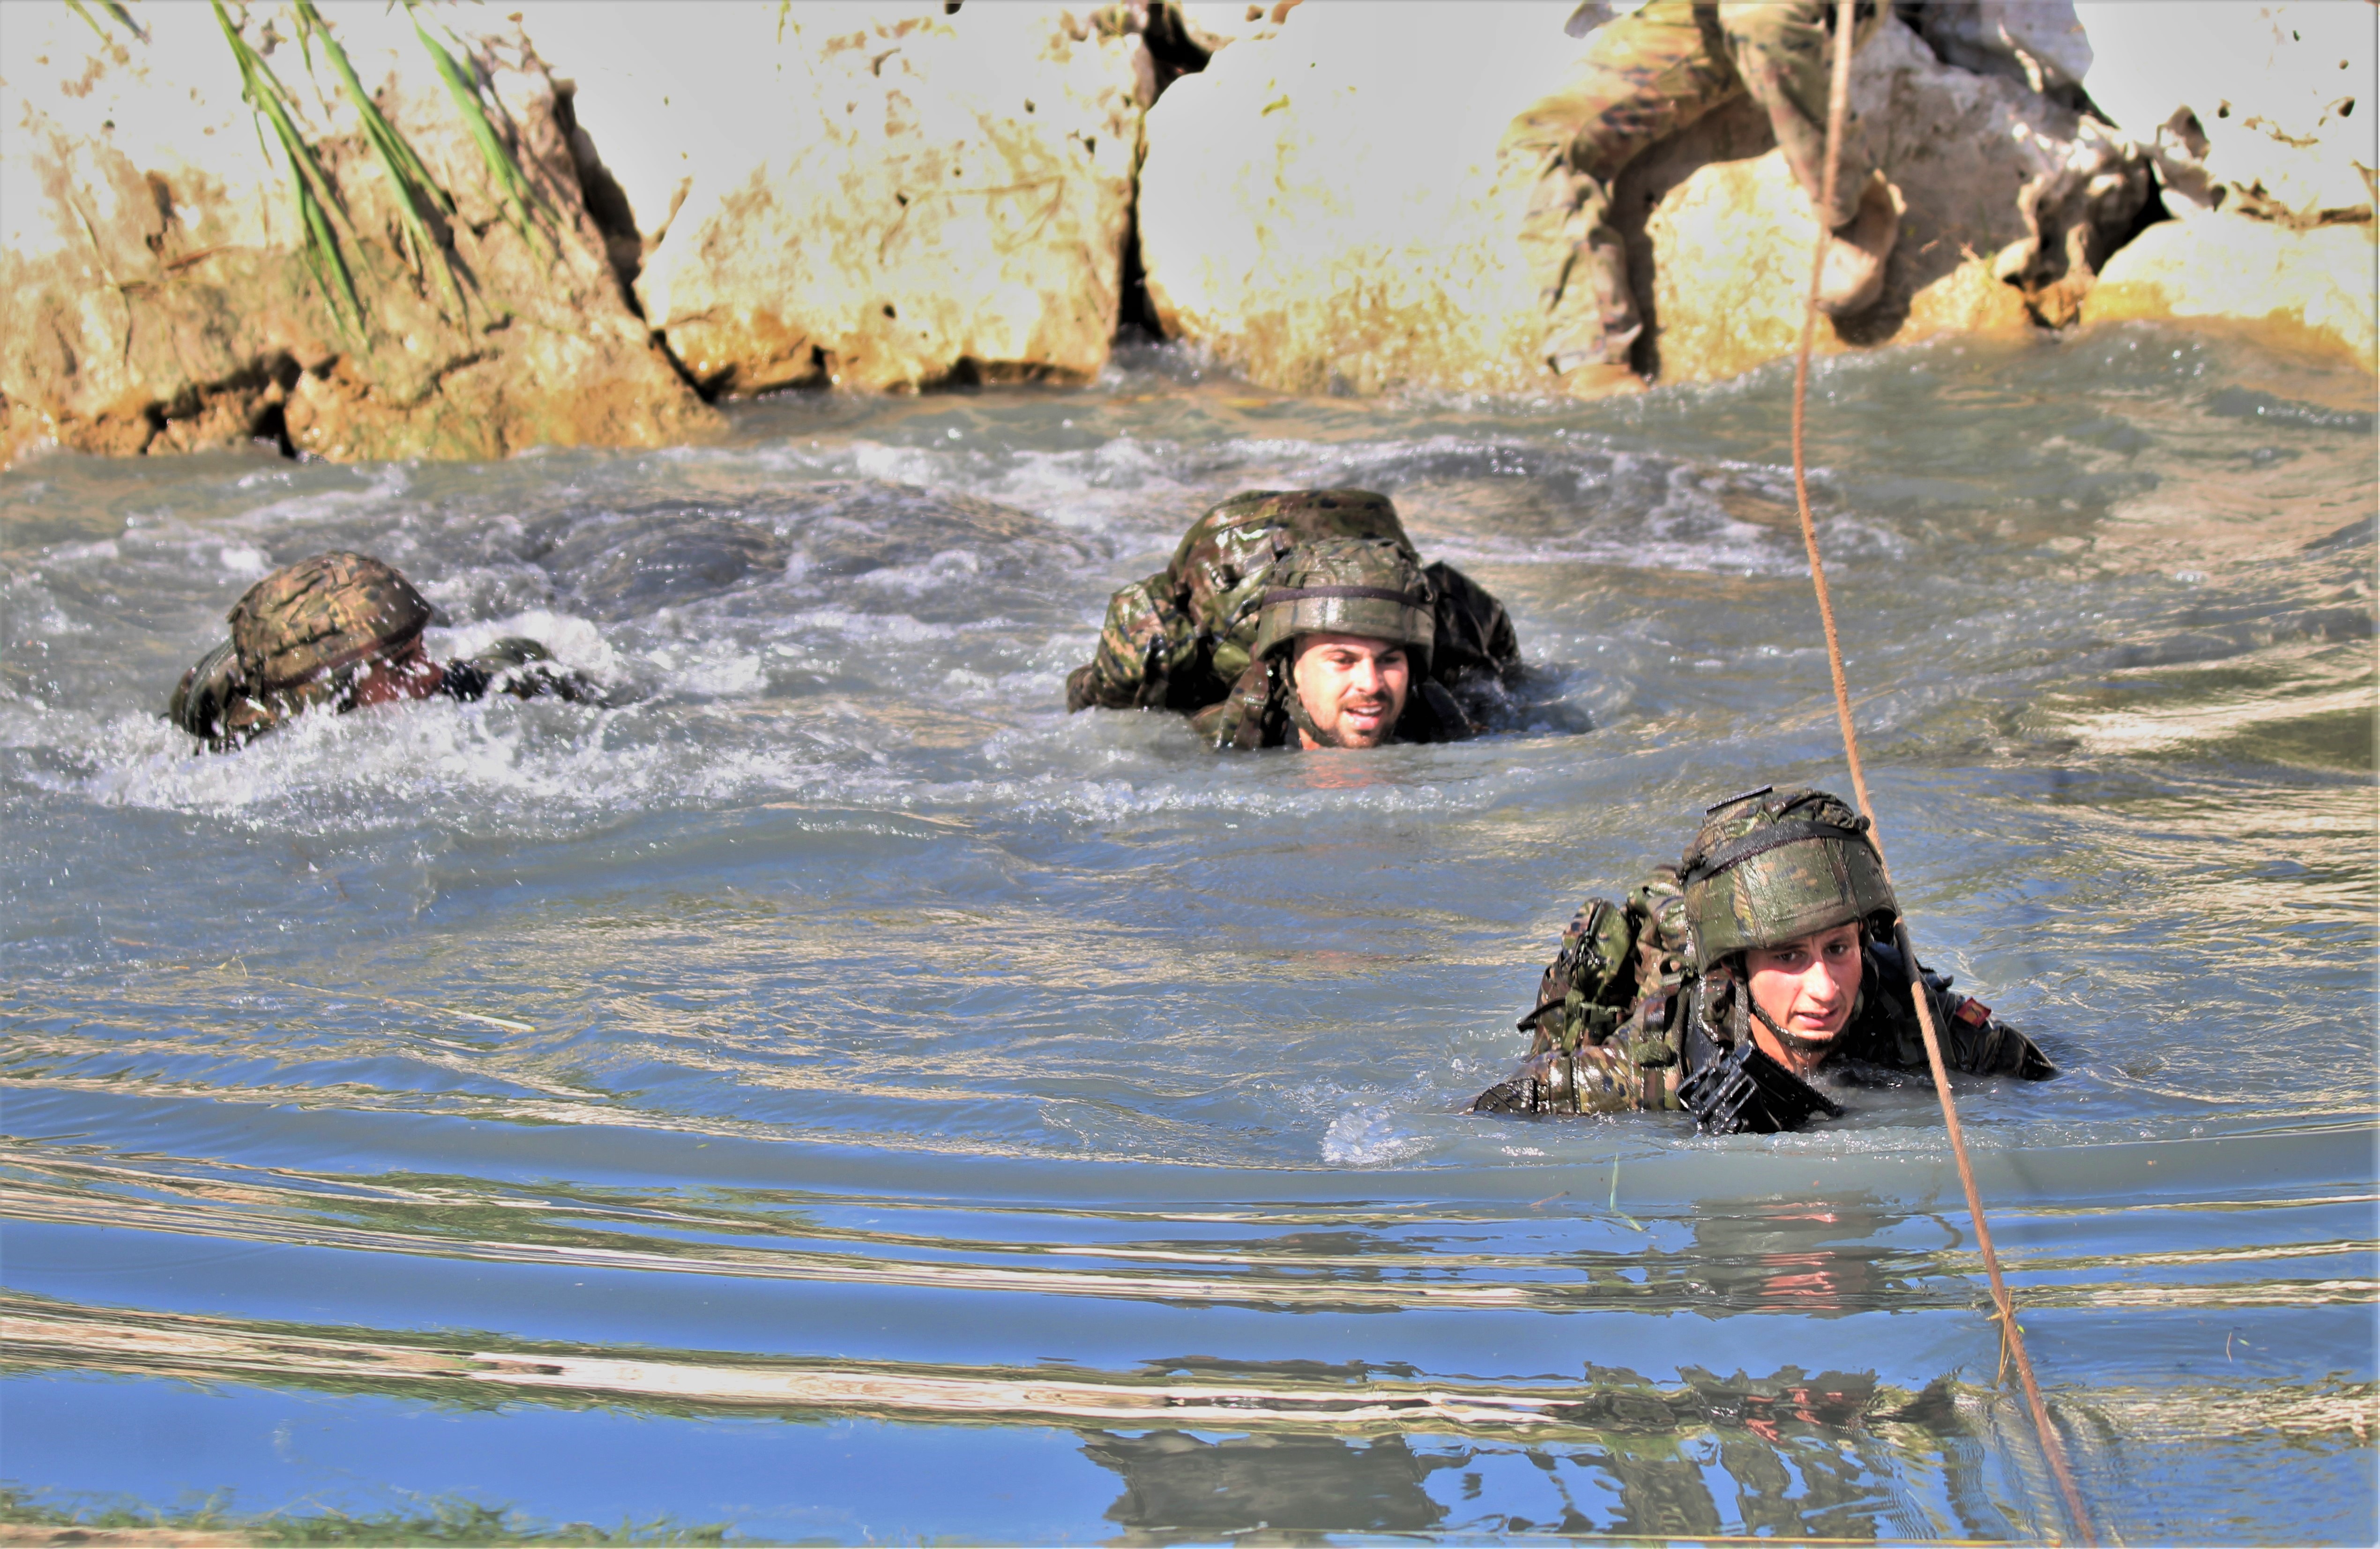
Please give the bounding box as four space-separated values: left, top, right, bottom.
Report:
1506 0 1902 394
168 551 595 750
1066 489 1521 750
1473 786 2052 1133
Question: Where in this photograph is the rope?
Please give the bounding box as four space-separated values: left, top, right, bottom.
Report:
1789 4 2096 1542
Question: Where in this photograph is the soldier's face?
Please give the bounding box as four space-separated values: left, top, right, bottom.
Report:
1290 633 1410 749
1744 922 1863 1068
346 639 443 709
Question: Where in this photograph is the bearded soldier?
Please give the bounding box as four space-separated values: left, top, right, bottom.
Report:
1473 786 2053 1133
168 551 594 750
1066 489 1521 750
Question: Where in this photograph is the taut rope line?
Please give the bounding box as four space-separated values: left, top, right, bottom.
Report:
1788 4 2096 1542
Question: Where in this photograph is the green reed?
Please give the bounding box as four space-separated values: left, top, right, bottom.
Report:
209 0 364 335
401 0 554 263
290 0 469 319
64 0 146 45
202 0 562 336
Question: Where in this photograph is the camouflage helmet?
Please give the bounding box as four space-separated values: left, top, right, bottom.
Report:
1679 786 1896 970
1248 536 1435 669
227 552 433 696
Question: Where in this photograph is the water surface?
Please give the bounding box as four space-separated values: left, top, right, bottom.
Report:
2 325 2374 1543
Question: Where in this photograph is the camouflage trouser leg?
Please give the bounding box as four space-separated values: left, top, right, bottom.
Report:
1507 0 1742 373
1506 0 1878 373
1716 0 1881 229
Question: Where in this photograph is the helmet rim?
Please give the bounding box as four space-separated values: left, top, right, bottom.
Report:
1249 538 1435 667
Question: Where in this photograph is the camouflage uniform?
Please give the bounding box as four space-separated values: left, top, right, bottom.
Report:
1065 490 1521 750
167 551 594 750
1474 787 2053 1130
1507 0 1883 372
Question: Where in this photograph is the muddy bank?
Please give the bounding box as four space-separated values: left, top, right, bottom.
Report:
3 0 2369 465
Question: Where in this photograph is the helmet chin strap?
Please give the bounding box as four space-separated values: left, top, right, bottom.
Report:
1280 660 1345 748
1746 989 1832 1058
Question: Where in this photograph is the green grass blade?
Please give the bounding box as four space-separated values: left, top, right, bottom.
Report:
210 0 350 226
209 0 362 336
402 2 554 261
97 1 145 40
295 0 453 213
289 0 468 317
63 0 111 45
294 151 364 328
65 0 146 44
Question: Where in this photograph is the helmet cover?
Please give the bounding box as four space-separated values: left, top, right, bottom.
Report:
228 552 433 696
1679 786 1897 969
1168 488 1412 590
1248 536 1434 668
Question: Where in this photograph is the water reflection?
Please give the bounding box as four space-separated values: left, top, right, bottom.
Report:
1080 1368 1998 1542
1684 1194 1918 1314
1087 1431 1455 1541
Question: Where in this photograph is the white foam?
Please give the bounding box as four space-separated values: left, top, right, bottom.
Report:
219 542 272 576
1321 1104 1427 1167
427 610 619 678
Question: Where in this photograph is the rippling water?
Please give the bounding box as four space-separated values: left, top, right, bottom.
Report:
3 326 2373 1543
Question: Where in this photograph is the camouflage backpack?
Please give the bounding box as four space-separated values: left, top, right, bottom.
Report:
1520 869 1692 1072
1065 489 1521 716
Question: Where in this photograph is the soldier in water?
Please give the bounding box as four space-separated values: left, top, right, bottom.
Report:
1506 0 1901 395
1472 786 2053 1133
1066 489 1522 750
168 551 595 750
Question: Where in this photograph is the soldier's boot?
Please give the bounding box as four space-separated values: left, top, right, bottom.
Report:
1522 159 1649 393
1815 171 1900 318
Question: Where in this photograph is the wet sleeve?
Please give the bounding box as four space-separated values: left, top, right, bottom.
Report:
1864 942 2057 1080
1930 979 2058 1080
1471 1038 1665 1116
166 640 278 749
167 641 241 737
1396 680 1477 743
1190 658 1279 751
1070 574 1196 712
